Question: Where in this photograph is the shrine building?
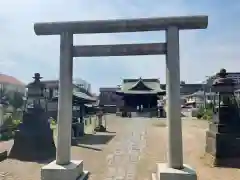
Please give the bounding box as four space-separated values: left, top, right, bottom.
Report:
115 78 166 112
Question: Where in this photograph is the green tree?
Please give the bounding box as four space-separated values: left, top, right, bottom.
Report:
0 85 9 105
160 84 166 90
9 91 24 110
0 85 7 98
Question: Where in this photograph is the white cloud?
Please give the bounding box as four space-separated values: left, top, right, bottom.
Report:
0 59 16 69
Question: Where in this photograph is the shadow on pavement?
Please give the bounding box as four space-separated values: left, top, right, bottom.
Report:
74 144 102 151
106 131 116 134
7 154 55 165
73 134 116 145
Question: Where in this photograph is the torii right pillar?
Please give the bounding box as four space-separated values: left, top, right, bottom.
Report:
153 23 208 180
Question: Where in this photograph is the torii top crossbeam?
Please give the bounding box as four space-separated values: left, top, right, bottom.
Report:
34 15 208 35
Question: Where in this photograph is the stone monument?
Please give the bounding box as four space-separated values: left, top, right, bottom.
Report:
205 69 240 167
9 73 56 161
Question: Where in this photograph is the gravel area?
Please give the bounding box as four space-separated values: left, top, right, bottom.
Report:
136 118 240 180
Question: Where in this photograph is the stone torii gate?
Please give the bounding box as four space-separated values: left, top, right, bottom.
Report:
34 15 208 180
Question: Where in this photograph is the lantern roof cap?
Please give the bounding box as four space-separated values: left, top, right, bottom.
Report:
32 73 43 80
26 73 45 88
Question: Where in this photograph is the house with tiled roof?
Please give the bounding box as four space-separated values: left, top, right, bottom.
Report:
0 73 25 99
41 79 96 119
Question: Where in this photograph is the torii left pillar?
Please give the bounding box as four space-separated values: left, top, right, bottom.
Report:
40 32 89 180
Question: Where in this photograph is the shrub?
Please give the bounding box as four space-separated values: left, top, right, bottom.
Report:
0 132 13 141
49 117 57 129
50 119 56 126
196 105 213 121
196 107 204 119
202 109 213 120
196 112 203 119
12 119 21 128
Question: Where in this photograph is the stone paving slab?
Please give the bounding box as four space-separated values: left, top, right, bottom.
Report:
103 118 148 180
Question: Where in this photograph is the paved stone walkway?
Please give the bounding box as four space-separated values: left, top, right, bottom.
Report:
0 116 150 180
104 118 147 180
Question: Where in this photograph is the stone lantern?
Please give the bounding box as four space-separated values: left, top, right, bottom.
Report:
9 73 56 161
25 73 48 111
205 68 240 166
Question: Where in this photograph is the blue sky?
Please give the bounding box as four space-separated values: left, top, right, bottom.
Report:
0 0 239 93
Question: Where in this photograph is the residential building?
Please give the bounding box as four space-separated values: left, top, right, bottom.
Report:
41 79 95 119
180 84 204 95
184 91 215 107
235 89 240 103
99 87 123 113
73 78 91 92
0 73 25 99
159 83 204 96
224 72 240 84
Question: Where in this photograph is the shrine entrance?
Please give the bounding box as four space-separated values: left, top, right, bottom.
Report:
34 15 208 180
125 94 157 109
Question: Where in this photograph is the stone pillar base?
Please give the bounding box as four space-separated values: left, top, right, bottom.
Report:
152 163 197 180
41 160 89 180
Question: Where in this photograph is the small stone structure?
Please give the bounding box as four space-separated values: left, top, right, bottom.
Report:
95 108 107 132
8 73 56 161
205 69 240 167
34 15 208 180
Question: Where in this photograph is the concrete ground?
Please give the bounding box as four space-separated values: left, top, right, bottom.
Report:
0 115 240 180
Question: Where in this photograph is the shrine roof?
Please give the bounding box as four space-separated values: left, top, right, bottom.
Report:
116 78 165 95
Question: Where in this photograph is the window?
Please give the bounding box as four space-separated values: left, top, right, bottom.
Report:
110 94 116 102
73 87 79 92
53 88 59 97
49 88 53 99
